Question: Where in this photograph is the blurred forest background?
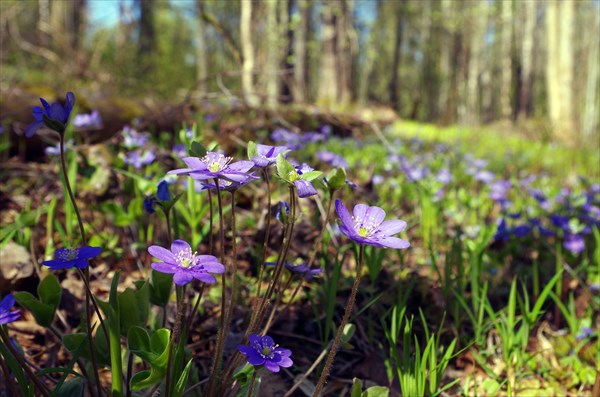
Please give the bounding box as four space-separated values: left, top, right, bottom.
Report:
1 0 599 145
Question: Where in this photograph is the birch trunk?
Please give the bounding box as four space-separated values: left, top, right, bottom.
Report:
241 0 257 106
500 0 513 120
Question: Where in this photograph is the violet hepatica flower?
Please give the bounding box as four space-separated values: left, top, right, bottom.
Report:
148 240 225 286
335 200 410 249
42 246 102 270
248 141 290 168
124 150 156 169
237 334 293 373
0 294 21 325
26 92 76 137
72 110 103 129
564 234 585 255
169 152 254 183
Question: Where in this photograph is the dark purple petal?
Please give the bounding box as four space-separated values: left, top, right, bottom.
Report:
48 103 66 123
261 335 275 347
171 240 191 257
377 237 411 249
25 121 44 138
246 352 266 366
294 179 317 198
41 259 65 269
151 262 179 274
32 106 45 121
148 246 177 263
65 92 75 115
173 271 194 286
40 98 51 111
378 220 407 236
74 258 90 268
77 246 102 259
0 310 20 325
237 344 256 356
0 295 15 312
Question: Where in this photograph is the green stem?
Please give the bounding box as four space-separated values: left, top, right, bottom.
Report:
109 293 123 396
312 245 365 397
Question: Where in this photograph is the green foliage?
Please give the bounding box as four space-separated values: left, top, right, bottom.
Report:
14 274 61 327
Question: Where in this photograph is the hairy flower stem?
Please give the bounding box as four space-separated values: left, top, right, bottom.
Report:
246 369 258 397
219 187 296 391
307 191 334 268
185 284 205 338
165 210 173 244
224 192 238 337
256 168 272 298
208 190 214 255
205 179 227 396
59 134 103 397
263 278 303 335
0 327 52 397
312 245 365 397
262 276 294 334
166 286 186 397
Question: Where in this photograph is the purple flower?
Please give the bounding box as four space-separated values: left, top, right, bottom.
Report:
564 234 585 255
26 92 76 137
275 201 290 223
72 110 103 129
172 144 187 158
45 139 74 156
251 144 289 168
436 168 452 185
0 294 21 325
335 200 410 249
42 246 102 270
271 128 303 150
474 170 495 183
122 126 149 148
124 150 156 169
200 173 258 191
490 180 511 203
576 326 594 340
284 262 322 280
157 180 171 201
148 240 225 286
143 196 158 214
237 334 293 373
168 152 254 183
316 151 348 168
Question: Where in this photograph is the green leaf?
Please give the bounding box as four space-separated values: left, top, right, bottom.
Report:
149 328 171 368
150 270 173 307
299 170 323 182
173 359 193 397
128 326 151 357
363 386 389 397
190 141 207 157
13 291 56 327
276 154 295 183
38 273 62 307
351 378 363 397
118 282 150 336
247 141 258 160
326 168 347 191
55 378 85 397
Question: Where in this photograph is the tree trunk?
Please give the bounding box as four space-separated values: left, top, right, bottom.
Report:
265 0 279 109
464 1 486 124
195 0 208 94
293 0 310 103
241 0 257 106
581 3 599 142
336 0 353 104
138 0 155 57
438 0 453 123
546 0 575 140
517 0 535 120
500 0 513 120
317 0 338 106
389 0 405 112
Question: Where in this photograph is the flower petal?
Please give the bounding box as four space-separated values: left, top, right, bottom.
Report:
335 200 354 230
352 204 369 223
182 157 207 170
277 355 293 368
251 156 271 168
25 121 44 138
264 360 280 372
171 240 191 257
365 206 386 227
48 103 66 123
378 220 407 236
151 262 179 274
65 92 76 115
227 160 255 173
237 344 255 356
201 262 226 274
40 97 51 111
173 270 193 286
246 352 266 366
0 295 15 312
261 335 275 348
378 237 410 250
193 273 217 284
78 246 102 260
148 245 177 263
294 179 317 198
